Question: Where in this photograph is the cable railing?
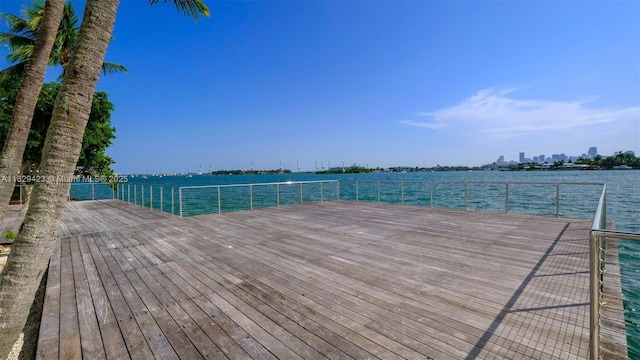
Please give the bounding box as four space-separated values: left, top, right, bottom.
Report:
590 184 640 359
17 178 639 358
10 183 117 204
116 183 181 215
339 180 604 218
178 180 339 216
69 182 117 201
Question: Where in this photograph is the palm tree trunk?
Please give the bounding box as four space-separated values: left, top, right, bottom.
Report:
0 1 120 357
0 0 66 224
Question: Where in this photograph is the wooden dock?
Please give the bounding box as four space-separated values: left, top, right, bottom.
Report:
3 200 608 358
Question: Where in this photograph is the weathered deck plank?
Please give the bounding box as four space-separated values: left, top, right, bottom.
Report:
27 199 626 359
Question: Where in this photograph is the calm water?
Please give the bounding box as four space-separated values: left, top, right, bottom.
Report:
73 170 640 355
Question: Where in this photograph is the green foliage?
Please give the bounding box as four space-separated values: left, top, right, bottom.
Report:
3 230 17 241
147 0 210 20
316 167 374 174
0 80 117 179
0 1 127 82
575 152 640 169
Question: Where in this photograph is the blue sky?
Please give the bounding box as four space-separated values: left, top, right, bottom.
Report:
1 0 639 173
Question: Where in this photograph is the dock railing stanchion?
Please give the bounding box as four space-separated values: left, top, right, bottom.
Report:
505 183 509 213
277 184 280 207
556 183 560 217
250 185 253 210
464 182 467 210
430 182 433 207
589 231 601 360
217 186 221 214
179 187 183 217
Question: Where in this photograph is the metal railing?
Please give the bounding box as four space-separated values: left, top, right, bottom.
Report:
178 180 339 217
69 182 117 201
340 180 604 218
10 183 117 204
116 183 181 215
65 178 640 358
590 184 640 359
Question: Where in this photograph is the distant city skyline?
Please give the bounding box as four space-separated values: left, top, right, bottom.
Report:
496 146 637 165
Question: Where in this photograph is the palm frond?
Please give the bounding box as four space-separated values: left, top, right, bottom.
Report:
101 62 128 75
0 13 37 39
0 32 36 52
0 61 28 83
5 46 34 63
147 0 210 20
24 2 46 32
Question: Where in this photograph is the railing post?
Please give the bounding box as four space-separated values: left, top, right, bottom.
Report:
134 185 137 205
430 182 433 208
505 183 509 213
179 187 183 217
276 184 280 207
91 183 95 200
401 181 404 205
217 186 221 214
589 231 601 360
250 184 253 210
320 182 323 202
337 181 340 200
556 183 560 217
356 181 359 202
142 185 145 207
171 187 175 215
299 182 303 204
150 185 153 209
160 186 163 212
377 181 380 202
127 184 131 203
464 182 468 210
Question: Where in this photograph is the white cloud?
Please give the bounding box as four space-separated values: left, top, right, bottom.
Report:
402 87 640 138
399 120 447 130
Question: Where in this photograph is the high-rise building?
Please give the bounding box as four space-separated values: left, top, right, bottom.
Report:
519 152 525 163
588 147 598 159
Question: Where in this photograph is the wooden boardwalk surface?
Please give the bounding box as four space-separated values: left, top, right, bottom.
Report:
5 199 608 359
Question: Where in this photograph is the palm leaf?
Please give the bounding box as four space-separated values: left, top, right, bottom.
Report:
0 32 35 52
101 62 128 75
0 61 28 83
147 0 210 20
0 13 37 40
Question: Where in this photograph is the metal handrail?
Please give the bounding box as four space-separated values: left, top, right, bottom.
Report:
589 184 640 359
116 183 181 215
345 180 604 217
177 180 339 217
11 182 119 204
